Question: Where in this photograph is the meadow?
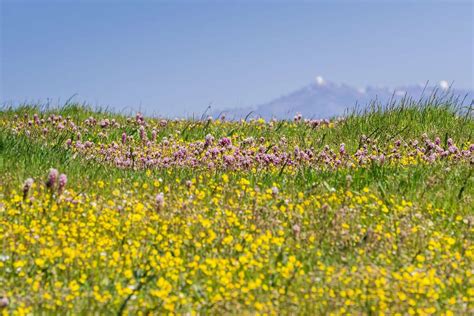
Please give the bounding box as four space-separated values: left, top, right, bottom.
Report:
0 95 473 315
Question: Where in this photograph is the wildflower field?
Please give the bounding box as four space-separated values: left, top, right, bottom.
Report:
0 97 473 315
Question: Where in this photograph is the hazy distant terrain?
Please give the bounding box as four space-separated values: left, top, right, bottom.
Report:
216 78 473 119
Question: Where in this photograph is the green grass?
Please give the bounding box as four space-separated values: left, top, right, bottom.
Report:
0 95 472 314
1 95 472 209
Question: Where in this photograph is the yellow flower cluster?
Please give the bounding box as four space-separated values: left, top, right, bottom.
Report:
0 175 471 315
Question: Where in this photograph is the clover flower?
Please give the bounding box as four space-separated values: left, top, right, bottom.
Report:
271 186 279 196
0 296 9 308
58 174 68 194
219 137 231 147
139 126 146 141
205 134 214 147
156 192 165 210
292 224 301 237
136 112 143 123
46 168 59 189
22 178 34 200
100 119 110 128
339 143 346 155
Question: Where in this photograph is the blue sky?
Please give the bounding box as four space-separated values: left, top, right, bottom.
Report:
1 0 472 116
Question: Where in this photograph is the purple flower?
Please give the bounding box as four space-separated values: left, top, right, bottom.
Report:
427 153 437 163
379 154 385 164
223 155 235 166
139 126 146 141
205 134 214 147
46 168 59 189
100 119 109 128
0 296 9 308
156 193 165 210
339 143 346 155
136 112 144 123
122 132 127 145
448 145 458 154
58 174 67 194
292 224 301 236
219 137 231 147
23 178 34 200
271 186 279 196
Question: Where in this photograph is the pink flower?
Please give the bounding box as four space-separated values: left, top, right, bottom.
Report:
448 145 458 154
139 126 146 141
271 186 279 196
219 137 231 147
58 174 67 194
156 193 165 210
23 178 34 200
205 134 214 147
46 168 59 189
339 143 346 155
0 296 9 308
100 119 109 128
292 224 301 237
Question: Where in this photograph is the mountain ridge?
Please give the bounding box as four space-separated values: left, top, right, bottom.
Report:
214 79 473 120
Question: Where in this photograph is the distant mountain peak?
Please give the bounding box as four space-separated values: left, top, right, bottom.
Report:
439 80 450 90
315 75 326 86
215 80 473 120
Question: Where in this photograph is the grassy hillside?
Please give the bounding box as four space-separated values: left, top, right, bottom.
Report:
0 97 473 314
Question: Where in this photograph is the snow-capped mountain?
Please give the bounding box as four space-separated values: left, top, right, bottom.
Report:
215 78 473 120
